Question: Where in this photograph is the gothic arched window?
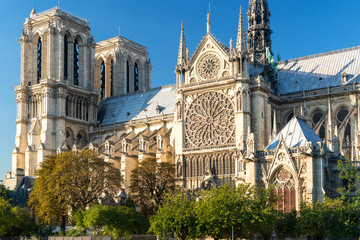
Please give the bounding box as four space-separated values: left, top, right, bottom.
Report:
73 39 79 85
100 61 105 99
110 60 114 96
37 37 42 83
134 62 139 92
126 61 130 93
272 168 296 212
64 35 69 79
337 108 351 145
312 111 326 140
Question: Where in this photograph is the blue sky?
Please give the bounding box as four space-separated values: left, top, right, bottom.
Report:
1 0 360 179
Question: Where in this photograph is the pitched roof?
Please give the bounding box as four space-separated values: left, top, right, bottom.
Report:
265 116 323 150
277 46 360 94
98 84 176 126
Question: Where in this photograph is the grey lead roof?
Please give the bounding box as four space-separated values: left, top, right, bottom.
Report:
98 84 176 126
265 117 324 150
277 46 360 95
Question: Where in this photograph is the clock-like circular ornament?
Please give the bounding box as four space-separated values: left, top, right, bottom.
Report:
196 52 221 80
185 91 235 147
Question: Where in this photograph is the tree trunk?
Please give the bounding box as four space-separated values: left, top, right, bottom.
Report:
60 215 66 233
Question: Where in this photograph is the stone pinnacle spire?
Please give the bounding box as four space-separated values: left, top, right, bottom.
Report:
30 6 36 17
207 11 211 34
177 21 187 66
236 6 247 52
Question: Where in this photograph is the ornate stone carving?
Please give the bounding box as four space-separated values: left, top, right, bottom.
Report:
185 91 235 148
196 52 221 80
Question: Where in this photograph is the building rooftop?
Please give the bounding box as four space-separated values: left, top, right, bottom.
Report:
277 45 360 94
266 116 324 150
98 84 176 126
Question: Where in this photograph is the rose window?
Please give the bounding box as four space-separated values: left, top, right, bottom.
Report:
185 92 235 148
196 53 221 80
277 169 290 182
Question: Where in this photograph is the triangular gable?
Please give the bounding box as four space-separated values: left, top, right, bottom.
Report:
189 33 230 67
266 116 324 150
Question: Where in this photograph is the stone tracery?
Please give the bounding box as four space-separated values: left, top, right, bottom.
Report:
185 91 235 148
196 52 221 80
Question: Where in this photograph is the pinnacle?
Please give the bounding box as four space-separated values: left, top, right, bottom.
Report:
30 5 36 16
236 5 247 52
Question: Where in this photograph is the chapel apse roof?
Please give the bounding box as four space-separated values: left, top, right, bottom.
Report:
276 45 360 95
97 84 176 126
265 117 324 150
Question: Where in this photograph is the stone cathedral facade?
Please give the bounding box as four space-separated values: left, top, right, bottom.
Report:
5 1 360 211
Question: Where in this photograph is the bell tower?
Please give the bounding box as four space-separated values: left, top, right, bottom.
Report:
12 7 98 179
247 0 272 66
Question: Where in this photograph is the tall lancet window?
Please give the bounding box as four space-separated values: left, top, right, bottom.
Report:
37 37 42 83
134 62 139 92
126 61 130 93
64 35 69 79
100 61 105 99
110 60 114 96
73 39 79 85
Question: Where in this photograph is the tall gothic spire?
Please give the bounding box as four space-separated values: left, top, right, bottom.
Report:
177 21 187 66
236 6 247 52
247 0 271 65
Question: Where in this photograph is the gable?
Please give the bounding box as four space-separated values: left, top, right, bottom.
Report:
186 34 231 84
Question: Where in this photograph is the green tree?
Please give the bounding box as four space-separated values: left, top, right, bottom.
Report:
247 186 279 240
149 189 198 240
28 150 122 230
0 181 11 201
298 197 360 240
196 183 253 240
0 197 38 237
78 204 149 238
0 198 17 236
337 160 360 200
274 210 300 240
129 158 175 216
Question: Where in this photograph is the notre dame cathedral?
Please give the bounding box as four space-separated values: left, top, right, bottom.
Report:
4 0 359 211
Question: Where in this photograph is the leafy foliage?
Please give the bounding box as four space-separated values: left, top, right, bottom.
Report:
274 210 300 240
337 160 360 200
0 197 39 237
246 186 279 240
0 181 11 201
129 158 175 217
196 183 253 240
298 198 360 240
28 150 122 229
149 189 198 240
74 204 149 238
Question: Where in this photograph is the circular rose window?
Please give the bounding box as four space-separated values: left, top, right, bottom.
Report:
277 169 290 182
196 52 221 80
185 91 235 147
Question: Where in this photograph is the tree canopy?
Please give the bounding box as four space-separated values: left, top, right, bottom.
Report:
129 158 175 216
28 150 122 229
149 189 198 240
74 204 149 238
0 197 38 237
